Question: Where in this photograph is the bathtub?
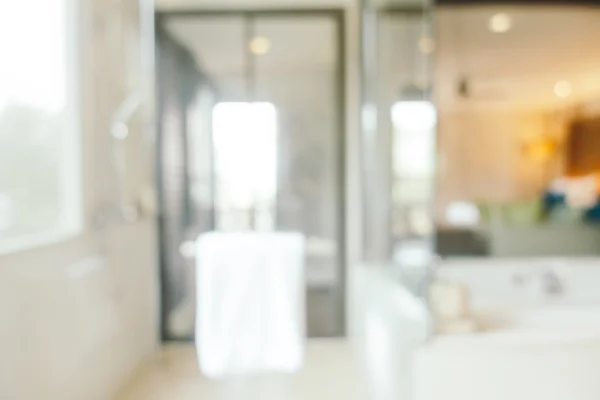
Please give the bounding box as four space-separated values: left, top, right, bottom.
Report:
414 259 600 400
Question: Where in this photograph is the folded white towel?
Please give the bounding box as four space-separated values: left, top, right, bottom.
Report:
195 232 306 379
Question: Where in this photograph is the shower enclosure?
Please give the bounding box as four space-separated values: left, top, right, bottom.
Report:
155 10 346 341
360 0 436 279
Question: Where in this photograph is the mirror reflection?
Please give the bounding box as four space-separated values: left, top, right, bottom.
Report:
372 11 436 266
435 5 600 258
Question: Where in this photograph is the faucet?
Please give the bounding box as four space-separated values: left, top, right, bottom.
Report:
418 255 442 340
513 269 565 297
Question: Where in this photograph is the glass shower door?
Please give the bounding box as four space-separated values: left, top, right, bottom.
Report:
159 11 345 339
253 15 345 337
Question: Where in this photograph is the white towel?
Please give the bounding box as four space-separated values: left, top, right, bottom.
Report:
195 232 306 379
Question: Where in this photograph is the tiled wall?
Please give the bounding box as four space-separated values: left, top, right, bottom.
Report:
0 224 158 400
0 0 159 398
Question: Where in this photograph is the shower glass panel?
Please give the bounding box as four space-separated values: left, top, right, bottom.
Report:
361 2 436 277
159 11 345 340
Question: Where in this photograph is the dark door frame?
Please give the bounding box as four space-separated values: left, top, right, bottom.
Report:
155 8 348 340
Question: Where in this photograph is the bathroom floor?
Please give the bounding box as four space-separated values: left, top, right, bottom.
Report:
119 340 373 400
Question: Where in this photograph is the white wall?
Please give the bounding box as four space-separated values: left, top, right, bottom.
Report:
0 0 160 398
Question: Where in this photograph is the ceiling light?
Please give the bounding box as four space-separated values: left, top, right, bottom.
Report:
554 80 572 99
488 13 512 33
418 37 435 54
249 37 270 55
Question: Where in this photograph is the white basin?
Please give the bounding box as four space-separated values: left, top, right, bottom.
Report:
415 307 600 400
467 307 600 344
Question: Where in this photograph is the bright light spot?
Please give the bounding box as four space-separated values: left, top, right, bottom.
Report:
392 101 437 131
554 80 573 99
393 240 433 268
393 131 435 177
446 202 480 227
418 37 435 54
178 240 196 259
111 122 129 140
0 0 66 112
392 101 436 177
489 13 512 33
523 139 557 162
249 37 271 55
212 102 277 211
365 314 391 389
362 104 378 133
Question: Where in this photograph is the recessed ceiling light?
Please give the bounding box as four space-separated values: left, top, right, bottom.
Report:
249 37 270 55
554 80 573 99
418 37 435 54
489 13 512 33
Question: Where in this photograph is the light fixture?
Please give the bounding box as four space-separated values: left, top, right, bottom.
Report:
418 37 435 54
554 80 572 99
522 138 558 163
249 36 270 55
488 13 512 33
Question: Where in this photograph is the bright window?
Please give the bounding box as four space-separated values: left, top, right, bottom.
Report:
391 101 436 238
391 100 437 178
0 0 81 253
212 102 278 230
446 202 481 227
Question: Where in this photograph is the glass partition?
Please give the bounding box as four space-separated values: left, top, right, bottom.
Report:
435 5 600 259
358 3 436 398
158 11 346 340
360 1 436 273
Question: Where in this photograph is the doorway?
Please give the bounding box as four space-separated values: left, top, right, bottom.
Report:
155 10 346 341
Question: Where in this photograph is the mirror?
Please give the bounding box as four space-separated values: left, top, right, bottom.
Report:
435 4 600 258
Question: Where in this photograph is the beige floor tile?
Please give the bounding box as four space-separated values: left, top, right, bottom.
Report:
119 340 372 400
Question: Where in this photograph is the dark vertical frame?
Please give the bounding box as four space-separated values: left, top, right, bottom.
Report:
155 25 212 341
358 0 373 262
335 10 347 336
155 8 348 340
